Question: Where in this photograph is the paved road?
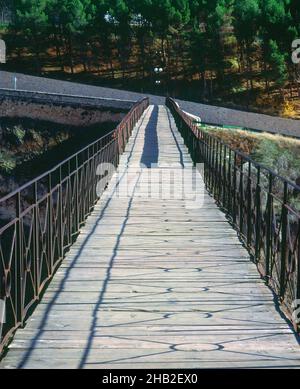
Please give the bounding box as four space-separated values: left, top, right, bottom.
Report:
1 105 300 369
1 70 300 137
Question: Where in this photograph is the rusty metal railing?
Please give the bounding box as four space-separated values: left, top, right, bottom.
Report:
166 97 300 331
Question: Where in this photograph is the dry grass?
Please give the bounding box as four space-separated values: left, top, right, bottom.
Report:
201 125 300 186
201 126 260 155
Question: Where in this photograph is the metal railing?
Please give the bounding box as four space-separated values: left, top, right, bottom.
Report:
166 97 300 331
0 97 149 353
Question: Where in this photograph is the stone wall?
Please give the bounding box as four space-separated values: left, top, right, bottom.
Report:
0 89 135 127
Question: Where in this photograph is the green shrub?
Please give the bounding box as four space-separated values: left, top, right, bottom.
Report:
252 138 300 183
25 129 45 150
0 152 16 173
4 125 26 146
251 139 281 167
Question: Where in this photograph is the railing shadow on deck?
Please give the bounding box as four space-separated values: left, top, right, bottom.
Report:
0 97 149 356
166 108 185 168
166 97 300 333
140 106 159 168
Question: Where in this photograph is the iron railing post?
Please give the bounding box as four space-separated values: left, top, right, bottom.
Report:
239 157 244 235
246 162 252 248
48 173 53 275
75 155 79 234
222 144 227 207
227 149 232 217
255 167 261 261
67 160 72 245
296 222 300 331
16 192 23 325
33 181 39 298
58 166 64 260
232 153 238 226
280 182 288 299
265 174 273 278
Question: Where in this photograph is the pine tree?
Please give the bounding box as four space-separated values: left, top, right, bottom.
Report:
12 0 49 71
110 0 132 80
189 0 228 98
233 0 261 91
259 0 291 92
266 39 288 92
48 0 93 74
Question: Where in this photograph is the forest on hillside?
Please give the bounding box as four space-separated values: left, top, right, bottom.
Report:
1 1 300 116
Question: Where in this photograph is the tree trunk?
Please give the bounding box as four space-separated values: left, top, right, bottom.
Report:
54 27 64 72
238 43 244 73
33 37 41 73
246 42 254 91
210 72 213 98
201 71 207 99
138 32 146 83
55 42 64 72
109 58 115 79
68 34 74 74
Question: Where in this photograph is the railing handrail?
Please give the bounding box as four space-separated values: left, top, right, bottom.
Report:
0 97 149 203
166 97 300 196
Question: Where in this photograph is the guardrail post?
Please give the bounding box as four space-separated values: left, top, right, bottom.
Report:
227 149 233 217
232 153 237 226
280 182 288 299
212 138 217 196
67 160 72 245
265 174 273 278
239 157 244 235
255 166 261 261
296 222 300 331
16 192 24 325
209 136 213 191
48 173 53 276
58 166 64 260
33 181 39 299
222 144 227 207
246 162 252 247
203 133 208 183
75 155 80 234
218 143 223 202
216 141 220 200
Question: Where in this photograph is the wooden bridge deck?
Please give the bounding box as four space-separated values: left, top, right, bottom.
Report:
1 105 300 369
